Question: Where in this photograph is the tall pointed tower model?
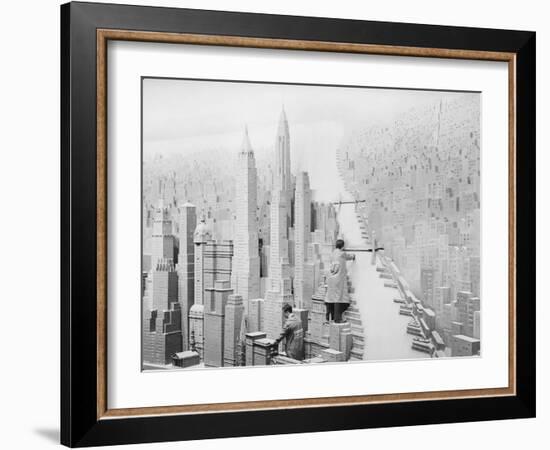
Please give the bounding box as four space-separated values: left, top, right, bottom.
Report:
275 106 292 193
265 107 294 339
231 127 261 308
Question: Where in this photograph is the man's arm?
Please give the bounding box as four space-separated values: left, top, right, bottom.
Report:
330 261 341 274
275 322 291 344
343 251 356 261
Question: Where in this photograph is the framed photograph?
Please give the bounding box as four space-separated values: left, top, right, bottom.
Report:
61 1 536 447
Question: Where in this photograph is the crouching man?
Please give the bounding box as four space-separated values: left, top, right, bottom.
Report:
275 303 305 361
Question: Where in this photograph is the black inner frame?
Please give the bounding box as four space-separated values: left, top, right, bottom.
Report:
61 2 536 447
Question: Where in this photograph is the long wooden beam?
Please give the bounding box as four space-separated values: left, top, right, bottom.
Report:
332 200 367 204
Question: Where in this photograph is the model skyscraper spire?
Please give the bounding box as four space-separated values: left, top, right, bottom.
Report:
240 125 253 155
231 125 261 303
275 106 291 192
265 108 294 340
269 107 293 286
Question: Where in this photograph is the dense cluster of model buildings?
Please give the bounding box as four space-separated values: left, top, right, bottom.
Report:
142 109 361 369
339 96 481 356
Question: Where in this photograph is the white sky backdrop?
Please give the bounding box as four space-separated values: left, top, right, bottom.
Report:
143 79 470 153
142 78 476 200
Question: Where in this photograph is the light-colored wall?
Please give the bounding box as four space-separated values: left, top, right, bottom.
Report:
0 1 547 449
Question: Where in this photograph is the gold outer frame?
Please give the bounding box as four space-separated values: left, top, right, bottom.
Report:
96 29 516 420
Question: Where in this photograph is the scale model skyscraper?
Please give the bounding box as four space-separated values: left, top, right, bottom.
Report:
231 127 261 305
294 171 314 309
265 108 294 339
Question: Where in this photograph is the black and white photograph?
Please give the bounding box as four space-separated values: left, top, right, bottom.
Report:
141 78 481 370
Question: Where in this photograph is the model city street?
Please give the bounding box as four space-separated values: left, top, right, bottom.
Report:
299 134 424 361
